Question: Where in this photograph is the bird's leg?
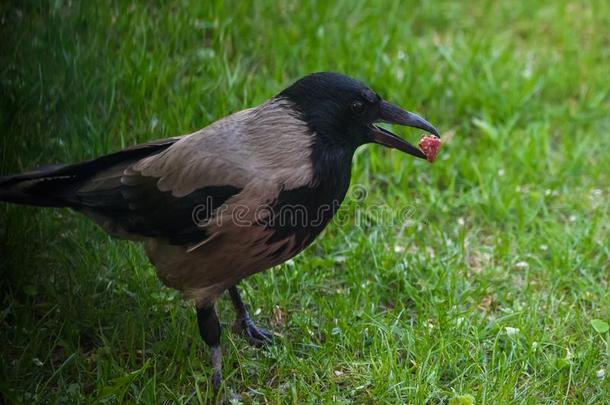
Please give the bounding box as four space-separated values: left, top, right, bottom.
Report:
228 285 273 346
196 305 223 391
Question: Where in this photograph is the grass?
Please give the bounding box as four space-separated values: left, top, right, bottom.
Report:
0 0 608 403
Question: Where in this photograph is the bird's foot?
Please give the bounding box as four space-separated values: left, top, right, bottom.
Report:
233 316 273 347
210 345 223 392
212 370 222 392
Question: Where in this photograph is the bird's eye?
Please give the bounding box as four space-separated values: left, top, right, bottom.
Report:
351 100 364 114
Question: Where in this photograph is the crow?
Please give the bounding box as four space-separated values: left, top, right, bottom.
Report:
0 72 439 389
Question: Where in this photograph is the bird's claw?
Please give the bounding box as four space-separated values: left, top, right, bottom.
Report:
212 370 222 392
233 316 273 347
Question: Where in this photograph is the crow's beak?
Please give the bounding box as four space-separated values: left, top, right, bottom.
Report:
369 100 440 160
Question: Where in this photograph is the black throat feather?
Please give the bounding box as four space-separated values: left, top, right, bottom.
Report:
264 95 356 257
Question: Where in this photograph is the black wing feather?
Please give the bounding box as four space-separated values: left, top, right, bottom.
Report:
78 173 241 245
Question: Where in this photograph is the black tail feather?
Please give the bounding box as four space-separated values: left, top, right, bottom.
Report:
0 138 177 208
0 164 80 207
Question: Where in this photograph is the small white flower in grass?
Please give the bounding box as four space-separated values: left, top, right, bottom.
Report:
333 255 347 263
505 326 520 336
515 261 529 270
395 68 404 81
596 369 605 380
254 308 261 316
540 244 548 251
457 217 465 226
334 370 344 377
394 245 405 253
150 116 159 130
590 189 603 208
403 219 416 228
498 168 505 177
569 214 577 222
522 62 533 79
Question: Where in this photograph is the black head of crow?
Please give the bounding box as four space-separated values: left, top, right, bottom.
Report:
281 72 439 158
0 72 440 390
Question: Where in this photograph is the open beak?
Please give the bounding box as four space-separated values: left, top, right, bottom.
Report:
369 100 440 160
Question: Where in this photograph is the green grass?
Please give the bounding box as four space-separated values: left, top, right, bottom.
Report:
1 0 609 403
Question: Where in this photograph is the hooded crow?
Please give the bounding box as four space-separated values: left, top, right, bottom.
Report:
0 72 440 389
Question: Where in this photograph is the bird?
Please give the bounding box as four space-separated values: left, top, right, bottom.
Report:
0 72 440 390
